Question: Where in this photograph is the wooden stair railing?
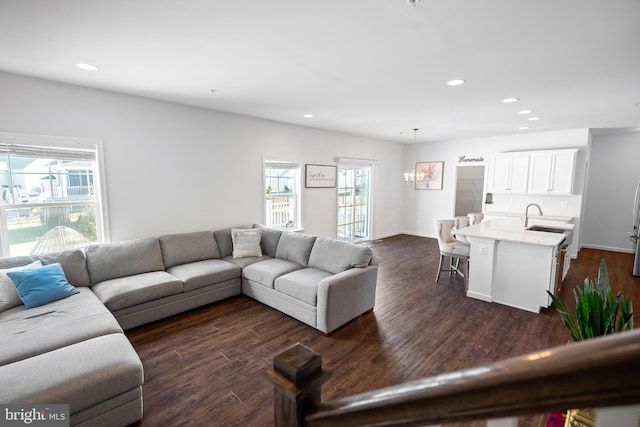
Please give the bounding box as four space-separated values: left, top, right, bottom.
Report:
264 328 640 427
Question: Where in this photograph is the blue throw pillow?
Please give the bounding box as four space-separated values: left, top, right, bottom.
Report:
7 263 79 309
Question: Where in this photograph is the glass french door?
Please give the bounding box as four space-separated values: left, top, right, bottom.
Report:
337 165 371 242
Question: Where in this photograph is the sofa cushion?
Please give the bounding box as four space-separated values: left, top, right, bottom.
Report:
232 228 262 258
308 237 374 274
167 259 241 292
0 333 143 414
0 256 35 270
242 258 303 289
254 224 283 257
85 238 165 284
0 260 42 313
8 263 79 309
214 225 253 258
223 254 272 269
91 271 183 311
159 231 221 268
274 268 332 306
275 232 317 267
37 249 91 287
0 288 122 366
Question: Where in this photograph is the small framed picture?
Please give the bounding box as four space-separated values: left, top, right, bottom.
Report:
415 161 444 190
305 164 337 188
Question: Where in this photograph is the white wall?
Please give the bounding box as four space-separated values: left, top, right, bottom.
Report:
404 129 591 257
0 71 405 242
3 70 635 255
583 130 640 252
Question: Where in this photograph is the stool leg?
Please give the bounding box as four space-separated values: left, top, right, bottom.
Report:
464 258 469 290
436 254 444 282
449 257 457 277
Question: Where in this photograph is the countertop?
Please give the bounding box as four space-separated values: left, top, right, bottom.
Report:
483 211 574 223
456 218 574 247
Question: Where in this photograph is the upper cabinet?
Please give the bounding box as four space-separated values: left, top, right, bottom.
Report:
492 152 530 193
491 149 577 195
528 149 577 195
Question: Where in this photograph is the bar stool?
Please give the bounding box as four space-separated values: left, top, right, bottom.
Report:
467 212 484 225
434 220 470 290
452 216 470 244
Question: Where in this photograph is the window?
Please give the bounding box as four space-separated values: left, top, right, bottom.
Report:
337 165 371 242
264 157 301 229
0 134 107 257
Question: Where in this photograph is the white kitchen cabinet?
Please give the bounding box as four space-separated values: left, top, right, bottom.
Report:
527 149 577 195
457 218 572 313
492 240 558 312
491 152 530 193
550 149 577 194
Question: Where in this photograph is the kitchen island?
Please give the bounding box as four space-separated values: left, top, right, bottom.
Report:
455 218 574 313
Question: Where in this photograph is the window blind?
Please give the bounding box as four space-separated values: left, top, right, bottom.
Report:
0 143 96 162
265 161 300 170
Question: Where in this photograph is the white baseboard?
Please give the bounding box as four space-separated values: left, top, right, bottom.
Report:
371 231 436 241
466 290 492 303
400 231 435 239
370 231 402 241
579 244 635 254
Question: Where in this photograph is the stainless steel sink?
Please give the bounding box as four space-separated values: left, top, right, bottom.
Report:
526 225 567 233
527 224 574 247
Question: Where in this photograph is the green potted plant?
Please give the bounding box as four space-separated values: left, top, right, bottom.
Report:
547 259 634 342
546 259 634 426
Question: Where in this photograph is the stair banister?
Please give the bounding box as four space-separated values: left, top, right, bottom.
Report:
265 328 640 427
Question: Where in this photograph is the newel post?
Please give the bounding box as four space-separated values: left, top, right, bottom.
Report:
263 343 333 427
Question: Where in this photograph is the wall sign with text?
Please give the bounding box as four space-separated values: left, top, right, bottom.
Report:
305 164 337 188
458 155 485 163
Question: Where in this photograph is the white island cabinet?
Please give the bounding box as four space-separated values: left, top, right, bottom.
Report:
456 219 574 313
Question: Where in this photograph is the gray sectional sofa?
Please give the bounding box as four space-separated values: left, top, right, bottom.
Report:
0 225 378 426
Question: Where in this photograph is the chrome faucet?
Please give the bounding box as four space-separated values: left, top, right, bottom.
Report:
524 203 543 228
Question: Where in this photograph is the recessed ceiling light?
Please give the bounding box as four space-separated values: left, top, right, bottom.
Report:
518 110 533 115
519 126 530 130
75 63 99 71
303 114 314 118
527 117 541 121
446 79 466 86
503 98 520 103
210 89 218 94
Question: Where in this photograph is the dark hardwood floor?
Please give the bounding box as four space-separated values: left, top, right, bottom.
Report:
126 235 640 427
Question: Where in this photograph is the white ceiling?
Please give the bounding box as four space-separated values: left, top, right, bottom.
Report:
1 0 639 144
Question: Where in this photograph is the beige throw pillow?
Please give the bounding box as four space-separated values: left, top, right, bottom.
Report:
0 260 43 312
231 228 262 258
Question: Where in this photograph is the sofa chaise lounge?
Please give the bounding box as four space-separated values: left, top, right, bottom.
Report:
0 225 378 426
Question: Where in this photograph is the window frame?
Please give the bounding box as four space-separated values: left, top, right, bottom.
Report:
263 155 302 230
337 163 373 242
0 131 109 257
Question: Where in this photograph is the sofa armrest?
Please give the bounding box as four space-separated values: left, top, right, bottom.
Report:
316 264 378 334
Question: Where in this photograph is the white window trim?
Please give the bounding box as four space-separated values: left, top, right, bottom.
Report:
263 154 303 231
0 131 110 256
337 161 376 242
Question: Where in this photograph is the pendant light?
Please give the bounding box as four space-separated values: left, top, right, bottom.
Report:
404 128 422 186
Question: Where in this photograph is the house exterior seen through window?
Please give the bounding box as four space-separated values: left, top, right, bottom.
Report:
264 157 301 229
0 137 105 257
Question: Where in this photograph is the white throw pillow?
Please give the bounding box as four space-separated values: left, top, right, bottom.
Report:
0 260 43 313
231 228 262 258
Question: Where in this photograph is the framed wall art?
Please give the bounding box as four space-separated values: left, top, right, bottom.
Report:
305 164 337 188
415 161 444 190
